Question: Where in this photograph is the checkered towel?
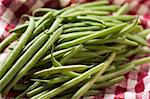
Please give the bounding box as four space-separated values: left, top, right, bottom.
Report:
0 0 150 99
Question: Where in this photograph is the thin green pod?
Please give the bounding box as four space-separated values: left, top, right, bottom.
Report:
33 65 90 77
55 23 127 50
59 31 93 43
0 33 19 52
126 34 148 46
0 17 35 80
80 5 119 12
63 26 103 33
36 47 74 67
71 53 116 99
9 23 28 33
16 82 41 99
137 28 150 38
37 63 105 99
2 27 63 95
64 10 110 17
31 18 52 39
27 77 70 97
33 8 58 16
114 3 130 15
92 76 124 89
0 34 49 92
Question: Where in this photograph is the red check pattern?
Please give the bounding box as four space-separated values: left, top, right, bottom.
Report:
0 0 150 99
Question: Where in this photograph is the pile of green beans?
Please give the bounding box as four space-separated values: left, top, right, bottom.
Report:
0 1 150 98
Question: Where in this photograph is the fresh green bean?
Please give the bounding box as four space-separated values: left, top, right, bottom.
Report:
0 17 35 81
36 47 74 67
77 16 104 23
59 31 93 43
114 3 130 15
16 82 41 99
63 22 88 29
126 34 148 46
137 28 150 38
80 5 119 12
27 77 70 97
33 8 58 16
84 45 123 52
2 27 63 95
60 45 83 64
13 83 31 91
37 62 105 99
87 15 123 23
71 53 116 99
34 65 90 77
35 12 52 28
55 23 127 50
31 91 48 99
9 23 28 33
92 76 124 89
0 34 49 92
0 33 19 52
64 10 110 17
31 18 52 39
78 0 109 7
51 52 80 78
63 26 103 33
21 32 45 55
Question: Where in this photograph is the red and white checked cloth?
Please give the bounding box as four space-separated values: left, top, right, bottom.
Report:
0 0 150 99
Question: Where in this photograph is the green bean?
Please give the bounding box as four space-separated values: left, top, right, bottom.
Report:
104 22 118 27
63 26 103 33
55 23 127 50
137 28 150 38
84 21 104 27
59 31 93 43
0 34 49 92
129 25 143 34
13 83 31 91
87 15 123 23
31 18 52 39
92 76 124 89
0 17 35 81
21 32 45 55
27 77 70 97
85 37 139 46
63 22 88 29
35 12 52 28
36 47 74 67
80 5 119 12
32 8 58 16
51 52 80 78
114 3 130 15
104 15 136 21
2 27 63 95
31 91 48 99
56 90 101 99
71 53 116 99
96 64 135 83
33 65 90 77
37 62 105 99
0 33 19 52
126 34 148 46
78 0 109 7
72 51 99 58
16 82 41 99
77 16 104 23
9 23 28 33
64 10 110 17
137 47 150 54
84 45 123 52
60 45 83 64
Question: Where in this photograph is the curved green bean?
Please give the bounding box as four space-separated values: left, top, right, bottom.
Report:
0 17 35 81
